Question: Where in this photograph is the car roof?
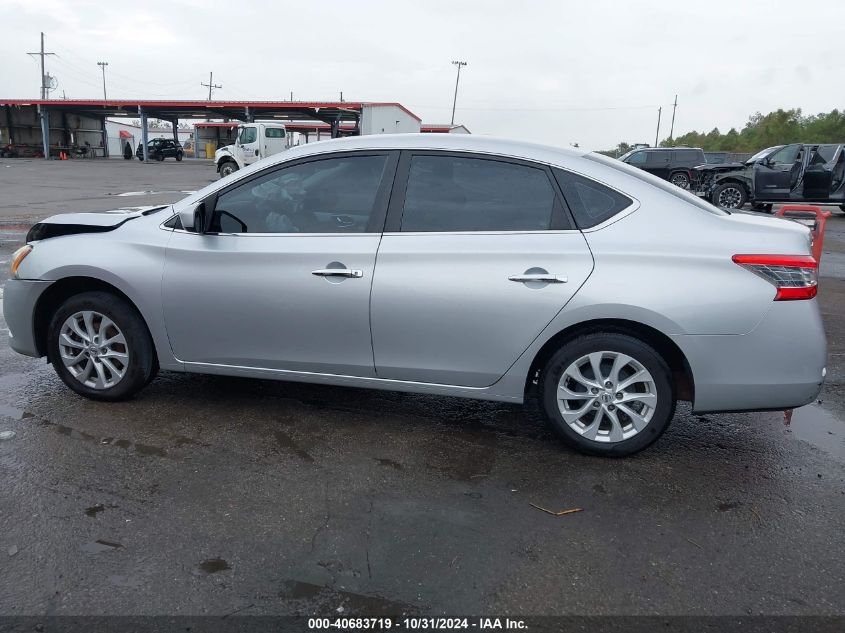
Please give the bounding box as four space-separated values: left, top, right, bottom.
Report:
269 133 589 165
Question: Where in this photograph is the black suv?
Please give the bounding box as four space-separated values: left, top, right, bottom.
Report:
618 147 706 189
692 143 845 211
136 138 184 161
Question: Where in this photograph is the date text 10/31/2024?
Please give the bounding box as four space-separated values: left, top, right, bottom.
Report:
307 617 528 630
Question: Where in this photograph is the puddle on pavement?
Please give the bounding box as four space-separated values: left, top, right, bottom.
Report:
80 539 122 553
198 558 231 574
279 580 420 615
274 430 314 463
374 458 403 470
25 415 171 458
783 404 845 461
0 403 34 420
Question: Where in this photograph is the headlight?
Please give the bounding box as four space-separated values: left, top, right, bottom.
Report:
10 244 32 279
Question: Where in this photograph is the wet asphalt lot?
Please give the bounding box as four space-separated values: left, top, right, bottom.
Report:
0 159 844 617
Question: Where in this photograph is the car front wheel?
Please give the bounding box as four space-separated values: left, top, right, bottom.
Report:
539 333 675 456
219 161 238 178
47 291 157 401
175 152 183 161
712 182 747 209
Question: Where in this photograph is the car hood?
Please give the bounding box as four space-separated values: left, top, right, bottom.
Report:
26 206 169 241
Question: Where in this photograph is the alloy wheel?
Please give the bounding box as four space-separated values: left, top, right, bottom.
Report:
58 311 129 389
717 186 743 208
671 173 690 189
557 351 658 443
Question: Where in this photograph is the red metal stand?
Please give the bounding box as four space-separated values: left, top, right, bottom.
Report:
774 205 832 263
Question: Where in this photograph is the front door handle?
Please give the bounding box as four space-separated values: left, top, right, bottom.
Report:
508 274 567 283
312 268 363 278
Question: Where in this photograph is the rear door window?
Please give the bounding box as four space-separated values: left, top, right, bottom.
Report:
554 169 633 228
400 155 557 232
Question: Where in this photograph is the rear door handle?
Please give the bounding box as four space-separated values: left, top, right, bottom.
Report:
312 269 363 278
508 274 567 283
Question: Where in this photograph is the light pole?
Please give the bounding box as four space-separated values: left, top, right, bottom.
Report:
97 61 108 100
450 60 467 125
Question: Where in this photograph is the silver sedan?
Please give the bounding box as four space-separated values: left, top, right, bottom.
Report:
4 134 827 455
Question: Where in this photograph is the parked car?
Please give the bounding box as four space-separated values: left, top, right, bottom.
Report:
693 143 845 210
5 135 826 456
618 147 706 189
136 138 184 161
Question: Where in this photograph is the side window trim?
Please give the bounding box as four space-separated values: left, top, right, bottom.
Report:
202 150 400 235
383 150 574 234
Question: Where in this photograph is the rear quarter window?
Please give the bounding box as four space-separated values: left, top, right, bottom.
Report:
553 168 633 228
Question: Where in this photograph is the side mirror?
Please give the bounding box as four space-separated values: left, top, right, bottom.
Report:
178 202 207 233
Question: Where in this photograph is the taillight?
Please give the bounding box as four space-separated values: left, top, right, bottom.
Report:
732 254 818 301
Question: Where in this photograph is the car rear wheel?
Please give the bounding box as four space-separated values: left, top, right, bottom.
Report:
155 152 164 162
47 291 156 401
670 172 690 189
712 182 747 209
539 333 675 456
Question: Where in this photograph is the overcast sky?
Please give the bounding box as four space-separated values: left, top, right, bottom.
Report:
3 0 844 150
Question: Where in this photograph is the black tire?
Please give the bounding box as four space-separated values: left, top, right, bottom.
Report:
539 333 676 457
155 152 164 162
218 161 238 178
137 155 143 161
669 171 690 189
175 151 183 162
47 291 156 401
711 182 747 209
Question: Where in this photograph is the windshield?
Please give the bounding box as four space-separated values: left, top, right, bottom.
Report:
747 146 782 164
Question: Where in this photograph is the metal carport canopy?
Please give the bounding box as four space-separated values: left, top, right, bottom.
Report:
0 99 420 126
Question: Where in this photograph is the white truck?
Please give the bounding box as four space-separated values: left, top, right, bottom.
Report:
214 121 288 178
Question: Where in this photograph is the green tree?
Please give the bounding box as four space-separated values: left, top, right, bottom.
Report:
601 107 845 155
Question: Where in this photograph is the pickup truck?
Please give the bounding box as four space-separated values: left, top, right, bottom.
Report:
693 143 845 211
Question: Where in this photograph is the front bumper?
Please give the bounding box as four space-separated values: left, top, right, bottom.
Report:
3 279 52 357
674 298 827 413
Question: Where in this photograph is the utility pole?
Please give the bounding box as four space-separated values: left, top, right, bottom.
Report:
669 94 678 141
97 61 109 101
654 106 662 148
339 91 343 102
201 71 222 100
27 32 56 99
450 60 467 125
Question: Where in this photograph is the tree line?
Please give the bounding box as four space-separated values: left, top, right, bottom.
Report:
600 108 845 157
